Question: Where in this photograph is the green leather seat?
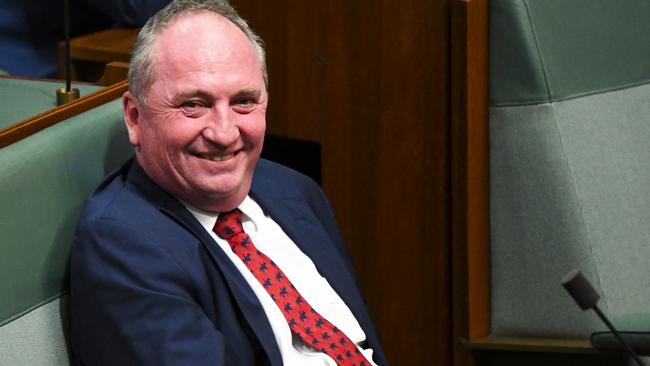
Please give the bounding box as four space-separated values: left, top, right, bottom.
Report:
0 97 131 364
0 78 102 130
490 0 650 351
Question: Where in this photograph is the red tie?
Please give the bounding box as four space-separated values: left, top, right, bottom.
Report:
214 209 372 366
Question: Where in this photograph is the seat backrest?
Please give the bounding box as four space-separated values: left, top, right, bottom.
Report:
0 77 102 130
0 98 131 364
490 0 650 338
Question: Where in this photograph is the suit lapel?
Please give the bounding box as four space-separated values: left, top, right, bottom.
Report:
127 161 283 365
127 159 383 364
250 190 374 344
249 161 384 362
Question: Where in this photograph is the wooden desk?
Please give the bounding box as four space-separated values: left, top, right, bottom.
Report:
59 28 137 82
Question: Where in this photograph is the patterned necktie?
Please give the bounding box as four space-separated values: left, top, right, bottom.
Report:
214 209 371 366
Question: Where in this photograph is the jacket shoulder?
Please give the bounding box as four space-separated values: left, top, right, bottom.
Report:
252 158 321 197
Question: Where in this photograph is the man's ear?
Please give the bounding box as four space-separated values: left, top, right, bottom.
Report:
123 91 143 147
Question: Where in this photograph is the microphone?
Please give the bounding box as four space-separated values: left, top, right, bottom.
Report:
561 270 645 366
56 0 80 105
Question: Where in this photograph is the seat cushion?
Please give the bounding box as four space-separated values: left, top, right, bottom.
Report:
591 314 650 356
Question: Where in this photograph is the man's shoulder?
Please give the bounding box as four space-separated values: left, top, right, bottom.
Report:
77 160 157 229
253 158 321 194
251 159 333 220
74 160 199 259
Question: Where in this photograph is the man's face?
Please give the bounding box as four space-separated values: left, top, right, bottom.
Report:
123 12 267 212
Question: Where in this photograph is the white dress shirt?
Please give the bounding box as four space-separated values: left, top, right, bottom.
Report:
185 196 377 365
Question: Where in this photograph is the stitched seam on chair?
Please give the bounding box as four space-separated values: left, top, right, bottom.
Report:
522 0 553 104
0 292 65 327
548 103 606 313
491 78 650 107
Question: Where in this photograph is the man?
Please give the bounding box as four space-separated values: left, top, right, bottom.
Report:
69 1 388 365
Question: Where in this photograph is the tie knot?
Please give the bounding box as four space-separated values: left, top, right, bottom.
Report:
213 209 244 239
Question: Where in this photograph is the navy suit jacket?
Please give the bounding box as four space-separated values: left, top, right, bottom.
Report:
69 158 387 365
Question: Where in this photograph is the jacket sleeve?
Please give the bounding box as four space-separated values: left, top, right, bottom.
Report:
69 217 226 365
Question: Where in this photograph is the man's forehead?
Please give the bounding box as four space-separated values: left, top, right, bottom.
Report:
165 10 229 34
152 11 259 70
157 11 250 51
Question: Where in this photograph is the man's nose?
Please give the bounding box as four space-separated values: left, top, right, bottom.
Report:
202 106 238 145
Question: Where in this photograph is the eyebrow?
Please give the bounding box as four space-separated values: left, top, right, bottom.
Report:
174 90 213 101
233 89 262 101
173 89 262 102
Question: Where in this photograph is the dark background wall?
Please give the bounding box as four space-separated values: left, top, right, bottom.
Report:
231 1 454 365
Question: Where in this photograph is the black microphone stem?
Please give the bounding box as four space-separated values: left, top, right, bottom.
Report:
64 0 71 92
593 306 645 366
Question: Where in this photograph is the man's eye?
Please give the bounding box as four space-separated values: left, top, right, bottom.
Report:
179 100 209 117
181 101 201 109
232 98 258 113
235 98 256 106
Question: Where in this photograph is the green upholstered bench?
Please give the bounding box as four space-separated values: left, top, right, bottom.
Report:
489 0 650 358
0 95 131 364
0 77 102 131
591 314 650 354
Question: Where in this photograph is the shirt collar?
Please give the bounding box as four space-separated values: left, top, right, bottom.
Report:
183 196 261 234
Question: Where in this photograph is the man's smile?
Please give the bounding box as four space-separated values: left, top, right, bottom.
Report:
194 151 237 161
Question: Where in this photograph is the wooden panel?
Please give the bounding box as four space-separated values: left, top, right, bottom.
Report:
329 2 451 365
450 0 489 366
464 336 598 354
234 1 452 364
230 1 323 143
67 28 137 63
95 61 129 86
58 28 137 82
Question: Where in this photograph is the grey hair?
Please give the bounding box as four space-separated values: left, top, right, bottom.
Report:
127 0 267 104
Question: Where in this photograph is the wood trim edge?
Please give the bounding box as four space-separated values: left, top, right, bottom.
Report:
0 80 128 148
451 0 489 365
461 335 601 354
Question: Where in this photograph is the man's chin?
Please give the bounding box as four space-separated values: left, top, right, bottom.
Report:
185 183 250 212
